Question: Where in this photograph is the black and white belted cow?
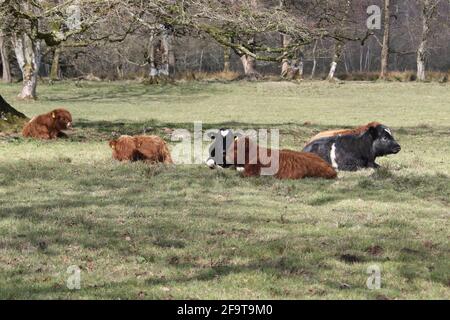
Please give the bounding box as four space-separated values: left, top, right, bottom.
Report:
206 128 241 169
303 124 401 171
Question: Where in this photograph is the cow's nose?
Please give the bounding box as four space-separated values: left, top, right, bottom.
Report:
393 144 401 153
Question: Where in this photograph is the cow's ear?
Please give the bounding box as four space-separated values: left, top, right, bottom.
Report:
206 131 216 139
368 126 378 139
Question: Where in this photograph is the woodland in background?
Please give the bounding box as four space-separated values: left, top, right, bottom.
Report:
0 0 449 100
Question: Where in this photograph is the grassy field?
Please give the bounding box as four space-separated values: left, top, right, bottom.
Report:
0 80 449 299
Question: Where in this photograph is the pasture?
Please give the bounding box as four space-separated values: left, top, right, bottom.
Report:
0 80 449 299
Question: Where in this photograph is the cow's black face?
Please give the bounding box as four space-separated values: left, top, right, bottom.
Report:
370 125 401 157
206 129 240 168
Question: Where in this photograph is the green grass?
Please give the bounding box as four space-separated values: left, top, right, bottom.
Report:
0 80 449 299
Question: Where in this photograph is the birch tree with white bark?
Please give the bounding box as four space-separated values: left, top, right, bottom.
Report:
13 32 41 99
1 0 125 99
380 0 391 80
0 33 12 83
416 0 441 81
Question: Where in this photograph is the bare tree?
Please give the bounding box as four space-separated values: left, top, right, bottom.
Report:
0 33 12 83
13 31 41 99
326 41 344 81
279 0 301 79
148 26 172 82
416 0 441 81
380 0 391 79
1 0 126 99
50 47 62 80
310 39 318 79
325 0 354 81
223 44 231 72
2 0 446 84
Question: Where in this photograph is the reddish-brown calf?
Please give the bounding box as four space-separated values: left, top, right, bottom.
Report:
109 135 173 164
227 137 337 180
22 108 73 139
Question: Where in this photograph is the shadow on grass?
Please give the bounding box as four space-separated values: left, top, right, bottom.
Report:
0 158 449 298
40 82 228 104
68 119 450 152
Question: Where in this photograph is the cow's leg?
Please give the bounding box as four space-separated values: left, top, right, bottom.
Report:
367 157 379 169
57 131 68 138
339 158 365 171
371 162 380 168
243 164 261 177
48 130 59 139
40 130 53 140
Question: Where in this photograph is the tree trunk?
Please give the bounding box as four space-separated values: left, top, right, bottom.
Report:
159 29 170 77
223 44 231 72
365 44 371 71
148 26 173 84
13 33 41 100
311 40 318 79
0 94 28 132
239 0 260 79
280 33 301 80
0 95 27 118
281 33 291 77
168 51 175 76
240 54 259 79
359 45 363 73
279 0 300 80
148 34 158 81
417 41 427 82
238 35 259 77
327 42 343 81
380 0 390 80
417 0 433 82
0 35 12 83
298 57 304 79
50 47 61 81
198 49 204 72
343 50 349 73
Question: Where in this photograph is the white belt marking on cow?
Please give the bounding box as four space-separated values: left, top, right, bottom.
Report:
330 143 339 169
206 158 216 168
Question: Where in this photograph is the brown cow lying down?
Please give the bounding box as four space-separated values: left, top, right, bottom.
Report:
109 135 173 164
227 137 337 180
22 108 73 139
307 121 381 145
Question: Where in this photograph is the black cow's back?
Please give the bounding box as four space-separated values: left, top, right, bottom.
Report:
303 137 335 164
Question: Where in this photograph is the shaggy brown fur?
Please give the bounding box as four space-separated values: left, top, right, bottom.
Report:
22 108 73 139
227 137 337 180
109 135 173 164
307 122 382 145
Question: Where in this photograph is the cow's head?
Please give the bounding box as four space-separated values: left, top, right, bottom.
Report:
368 125 401 157
52 108 73 131
206 128 241 168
